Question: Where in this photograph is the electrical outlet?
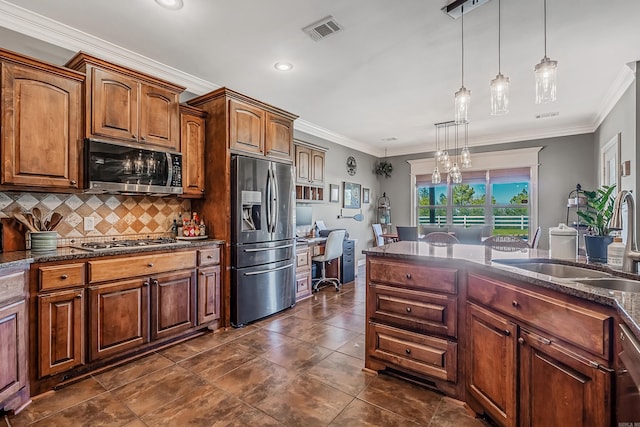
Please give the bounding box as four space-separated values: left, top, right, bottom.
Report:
83 217 95 231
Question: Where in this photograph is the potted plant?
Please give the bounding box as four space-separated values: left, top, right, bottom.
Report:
577 184 616 262
375 161 393 178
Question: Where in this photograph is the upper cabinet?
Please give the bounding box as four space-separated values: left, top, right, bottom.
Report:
294 142 326 202
180 105 207 198
66 52 184 151
265 111 294 161
0 49 84 191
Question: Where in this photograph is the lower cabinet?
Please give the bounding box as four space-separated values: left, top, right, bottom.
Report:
151 270 196 340
197 265 221 325
0 300 27 408
89 278 149 361
295 244 312 301
37 289 84 377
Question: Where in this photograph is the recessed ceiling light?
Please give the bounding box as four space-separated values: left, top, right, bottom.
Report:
274 62 293 71
155 0 183 10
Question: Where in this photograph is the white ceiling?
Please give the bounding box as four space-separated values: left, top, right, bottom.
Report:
0 0 639 157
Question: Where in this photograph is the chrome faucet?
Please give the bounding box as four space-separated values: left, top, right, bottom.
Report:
610 190 640 273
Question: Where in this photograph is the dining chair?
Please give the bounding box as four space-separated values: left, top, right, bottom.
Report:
483 235 530 251
451 226 484 245
371 224 385 247
396 226 418 241
423 232 460 247
530 226 542 249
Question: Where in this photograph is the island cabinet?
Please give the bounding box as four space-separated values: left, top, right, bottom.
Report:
0 48 83 191
66 52 184 151
365 256 462 398
0 265 29 414
466 272 614 427
180 105 207 198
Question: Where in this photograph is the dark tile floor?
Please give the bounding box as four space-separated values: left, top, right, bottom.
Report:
5 265 487 427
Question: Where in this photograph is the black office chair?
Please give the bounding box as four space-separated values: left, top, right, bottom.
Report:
396 226 418 241
311 230 346 292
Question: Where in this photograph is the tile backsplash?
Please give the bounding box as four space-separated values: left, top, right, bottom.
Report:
0 192 191 240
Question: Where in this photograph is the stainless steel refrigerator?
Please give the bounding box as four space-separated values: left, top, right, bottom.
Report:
231 155 296 326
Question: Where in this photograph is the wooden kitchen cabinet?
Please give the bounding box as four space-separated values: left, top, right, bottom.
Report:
265 111 294 161
0 49 83 191
197 246 222 326
294 143 325 202
295 243 312 301
151 270 196 340
229 99 265 155
0 300 27 410
66 52 183 151
180 105 207 197
37 289 84 377
89 278 149 361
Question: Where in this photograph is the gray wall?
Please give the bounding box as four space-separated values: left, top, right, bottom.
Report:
294 130 381 264
379 134 596 250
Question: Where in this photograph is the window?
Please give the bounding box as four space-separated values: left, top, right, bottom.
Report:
416 167 530 238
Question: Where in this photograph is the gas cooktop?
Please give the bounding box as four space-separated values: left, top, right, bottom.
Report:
72 238 181 252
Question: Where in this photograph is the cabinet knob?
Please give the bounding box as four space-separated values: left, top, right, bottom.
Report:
406 273 412 279
76 293 82 299
70 180 77 185
148 263 154 267
132 134 137 138
140 136 145 141
511 300 520 308
518 337 525 345
405 348 411 355
620 331 625 341
152 279 159 286
143 281 150 287
503 330 511 336
201 272 206 276
406 307 412 313
207 255 213 259
201 189 205 193
61 274 68 280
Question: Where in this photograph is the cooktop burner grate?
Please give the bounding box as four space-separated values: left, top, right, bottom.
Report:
72 237 179 251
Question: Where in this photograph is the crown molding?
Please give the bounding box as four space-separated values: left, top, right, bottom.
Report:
592 63 636 131
294 119 384 157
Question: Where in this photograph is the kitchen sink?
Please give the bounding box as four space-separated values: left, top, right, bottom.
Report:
493 260 612 279
574 278 640 292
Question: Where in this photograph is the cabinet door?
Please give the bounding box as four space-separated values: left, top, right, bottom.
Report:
295 145 312 184
140 83 180 150
229 99 264 154
295 271 311 301
1 61 81 189
151 270 196 339
310 150 325 185
0 300 26 403
180 110 205 197
91 67 139 142
265 112 293 161
467 302 517 427
197 266 221 325
38 289 83 377
519 328 611 427
89 279 149 361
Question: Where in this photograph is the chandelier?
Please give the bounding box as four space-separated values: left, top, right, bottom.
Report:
432 121 472 184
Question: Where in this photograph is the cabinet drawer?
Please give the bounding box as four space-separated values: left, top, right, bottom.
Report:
368 258 458 294
367 322 457 382
296 248 311 271
368 284 457 338
0 270 26 304
468 273 612 359
198 247 220 266
295 271 312 301
39 263 85 291
89 251 197 283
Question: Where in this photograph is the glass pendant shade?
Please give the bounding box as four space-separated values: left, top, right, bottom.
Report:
490 73 510 115
454 87 471 124
461 147 471 166
435 149 443 163
443 156 452 173
534 56 557 104
441 150 450 165
462 158 472 168
432 167 441 184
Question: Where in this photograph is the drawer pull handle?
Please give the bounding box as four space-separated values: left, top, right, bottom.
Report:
518 337 525 345
405 348 411 355
406 273 412 279
538 337 552 345
512 300 519 308
148 263 154 268
406 307 412 313
61 274 68 280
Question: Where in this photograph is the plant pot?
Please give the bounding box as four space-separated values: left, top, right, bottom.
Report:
584 235 613 263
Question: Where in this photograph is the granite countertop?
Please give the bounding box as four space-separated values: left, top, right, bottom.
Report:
363 241 640 343
0 238 225 266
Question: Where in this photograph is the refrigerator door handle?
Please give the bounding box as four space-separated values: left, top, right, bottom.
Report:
243 243 294 252
271 167 279 233
243 263 294 276
265 168 272 232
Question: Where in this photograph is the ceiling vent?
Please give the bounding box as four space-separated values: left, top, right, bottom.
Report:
302 16 343 41
535 111 560 119
443 0 492 19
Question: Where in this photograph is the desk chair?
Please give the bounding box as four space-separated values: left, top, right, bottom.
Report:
396 226 418 241
312 229 346 292
372 224 385 247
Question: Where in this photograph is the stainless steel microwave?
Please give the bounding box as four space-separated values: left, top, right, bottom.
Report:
84 139 183 195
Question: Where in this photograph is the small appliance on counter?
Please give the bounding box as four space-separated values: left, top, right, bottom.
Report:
548 223 578 260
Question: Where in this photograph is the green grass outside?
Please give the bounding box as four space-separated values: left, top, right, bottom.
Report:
492 228 528 237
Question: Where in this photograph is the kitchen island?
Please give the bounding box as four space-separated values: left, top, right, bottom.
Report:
363 241 640 427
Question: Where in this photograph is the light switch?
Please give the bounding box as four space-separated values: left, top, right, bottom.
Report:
84 217 95 231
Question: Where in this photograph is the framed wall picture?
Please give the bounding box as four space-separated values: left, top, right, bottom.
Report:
330 184 340 203
343 182 361 209
601 132 620 190
363 188 370 204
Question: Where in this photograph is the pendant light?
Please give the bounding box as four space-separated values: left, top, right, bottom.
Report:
534 0 557 104
454 5 470 124
450 124 462 184
461 123 472 168
490 0 509 115
432 124 442 184
442 124 451 172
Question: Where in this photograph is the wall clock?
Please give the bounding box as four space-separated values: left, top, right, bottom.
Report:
346 156 357 176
